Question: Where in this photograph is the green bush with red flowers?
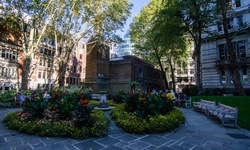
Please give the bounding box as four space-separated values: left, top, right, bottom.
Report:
110 92 184 134
2 88 110 138
125 92 175 118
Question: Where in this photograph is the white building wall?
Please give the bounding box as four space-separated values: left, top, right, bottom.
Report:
201 0 250 91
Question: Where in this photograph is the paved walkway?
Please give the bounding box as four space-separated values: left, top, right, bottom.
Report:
0 108 250 150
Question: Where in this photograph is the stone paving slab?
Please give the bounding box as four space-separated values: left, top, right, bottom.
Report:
0 108 250 150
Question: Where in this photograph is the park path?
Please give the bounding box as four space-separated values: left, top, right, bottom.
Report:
0 107 250 150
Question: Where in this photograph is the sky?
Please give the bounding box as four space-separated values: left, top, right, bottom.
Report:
116 0 151 37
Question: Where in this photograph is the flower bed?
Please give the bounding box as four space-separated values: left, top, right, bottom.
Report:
110 92 185 134
2 87 110 139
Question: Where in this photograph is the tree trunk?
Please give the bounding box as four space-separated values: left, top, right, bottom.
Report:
195 21 203 95
221 6 246 96
169 61 176 92
58 61 67 87
155 48 168 90
21 57 31 90
57 45 71 87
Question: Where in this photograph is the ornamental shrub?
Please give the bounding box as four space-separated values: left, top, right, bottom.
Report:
125 92 175 119
110 104 184 134
2 87 110 138
112 89 127 103
2 109 110 138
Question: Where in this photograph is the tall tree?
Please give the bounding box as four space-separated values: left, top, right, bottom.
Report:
2 0 132 89
216 0 246 95
48 0 132 87
2 0 60 90
173 0 216 94
130 0 187 90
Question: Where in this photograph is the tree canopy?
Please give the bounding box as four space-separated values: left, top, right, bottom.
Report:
130 0 187 90
1 0 132 89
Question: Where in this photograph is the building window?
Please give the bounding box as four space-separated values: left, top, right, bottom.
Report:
38 72 42 78
237 15 243 27
221 70 226 84
43 70 46 78
242 69 248 83
40 48 44 54
218 41 245 60
48 50 52 56
44 49 48 55
1 50 5 58
238 41 246 58
6 51 9 59
39 59 43 66
80 54 82 59
190 77 194 82
190 69 194 74
227 18 233 29
218 23 223 31
139 69 143 78
47 59 51 67
236 0 241 7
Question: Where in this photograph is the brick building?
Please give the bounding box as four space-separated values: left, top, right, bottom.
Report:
85 41 165 92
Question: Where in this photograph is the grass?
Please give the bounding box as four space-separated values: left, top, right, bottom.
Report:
190 96 250 130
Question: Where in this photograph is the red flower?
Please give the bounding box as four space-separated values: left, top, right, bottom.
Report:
79 99 84 104
161 93 167 98
79 99 89 107
140 97 146 102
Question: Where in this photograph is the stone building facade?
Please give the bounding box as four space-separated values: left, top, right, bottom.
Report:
200 1 250 93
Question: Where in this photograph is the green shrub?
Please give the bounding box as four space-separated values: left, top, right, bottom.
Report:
112 89 127 103
89 100 99 106
0 89 16 107
2 87 111 138
110 104 184 134
2 109 110 139
125 92 175 118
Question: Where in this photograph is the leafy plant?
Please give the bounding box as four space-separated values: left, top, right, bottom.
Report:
22 96 47 120
125 92 175 119
110 104 184 134
73 99 95 128
112 89 127 103
2 110 110 138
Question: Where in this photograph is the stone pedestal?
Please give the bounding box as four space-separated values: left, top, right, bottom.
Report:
98 91 109 108
96 91 114 111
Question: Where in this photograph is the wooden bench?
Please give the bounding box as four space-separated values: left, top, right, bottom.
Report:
207 102 238 127
193 99 216 115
